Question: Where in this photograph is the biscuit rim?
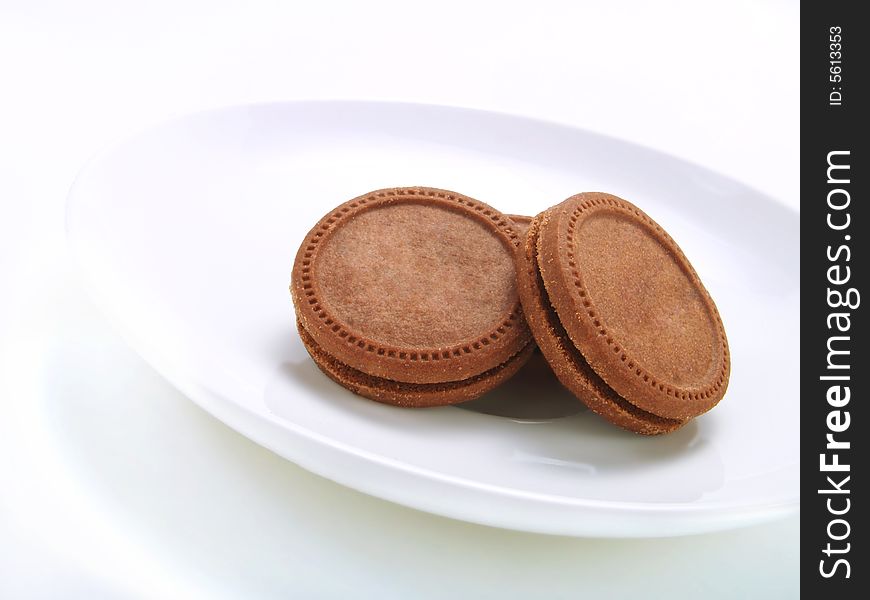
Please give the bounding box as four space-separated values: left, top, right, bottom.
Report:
297 320 536 408
515 214 685 434
537 192 730 420
291 187 533 385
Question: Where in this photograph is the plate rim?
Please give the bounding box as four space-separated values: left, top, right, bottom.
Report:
65 99 800 537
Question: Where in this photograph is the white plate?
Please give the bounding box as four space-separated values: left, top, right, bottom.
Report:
67 101 799 537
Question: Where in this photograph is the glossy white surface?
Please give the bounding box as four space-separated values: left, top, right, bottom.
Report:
0 280 800 598
67 101 799 537
1 1 799 596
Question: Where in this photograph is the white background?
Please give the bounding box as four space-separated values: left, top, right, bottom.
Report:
1 1 798 598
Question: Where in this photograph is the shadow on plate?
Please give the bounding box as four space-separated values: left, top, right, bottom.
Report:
272 340 717 480
456 351 584 420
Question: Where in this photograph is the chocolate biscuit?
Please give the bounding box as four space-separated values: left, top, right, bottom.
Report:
291 187 535 406
516 192 729 433
507 214 532 237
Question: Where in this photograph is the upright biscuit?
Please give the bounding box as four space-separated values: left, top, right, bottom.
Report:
516 192 729 433
515 214 684 434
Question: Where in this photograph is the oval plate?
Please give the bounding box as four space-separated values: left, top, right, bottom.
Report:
67 101 799 537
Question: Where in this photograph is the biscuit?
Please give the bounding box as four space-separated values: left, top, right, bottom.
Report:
292 187 535 406
506 214 532 237
298 321 535 407
516 193 729 433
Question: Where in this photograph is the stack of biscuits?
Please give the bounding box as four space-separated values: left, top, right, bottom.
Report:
291 187 730 435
